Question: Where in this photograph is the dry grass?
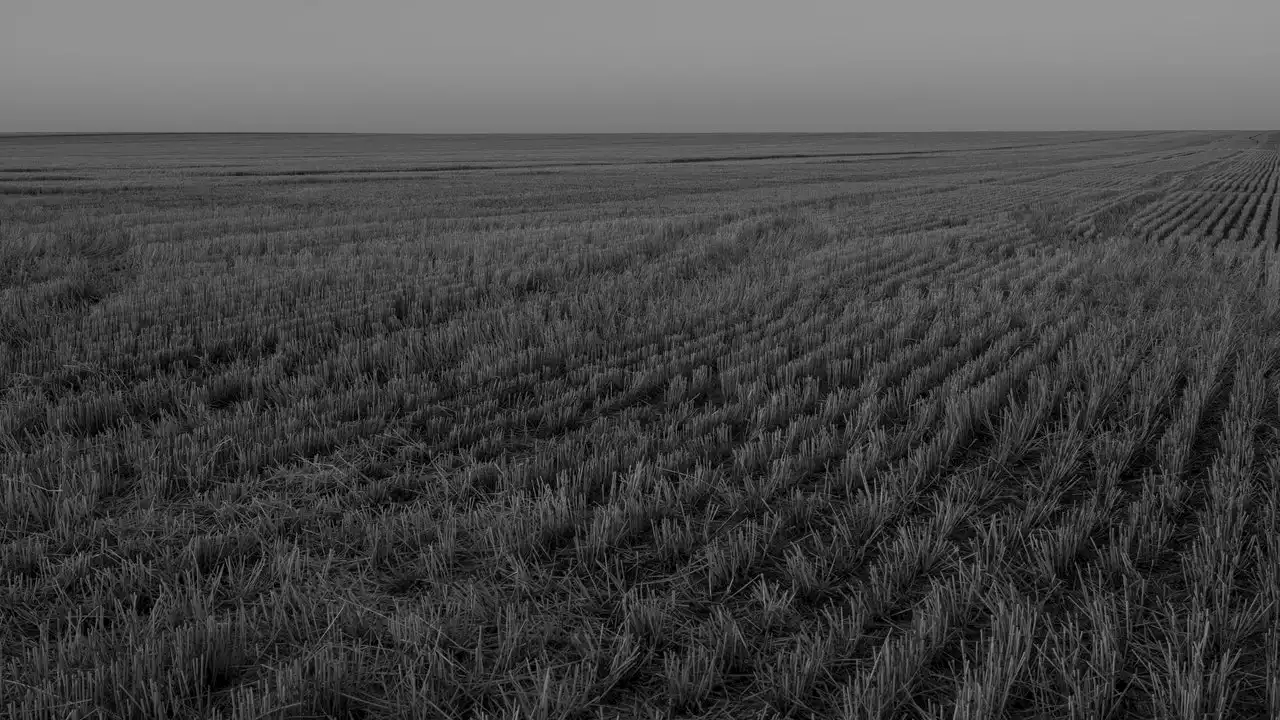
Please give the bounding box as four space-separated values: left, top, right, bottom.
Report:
3 130 1280 718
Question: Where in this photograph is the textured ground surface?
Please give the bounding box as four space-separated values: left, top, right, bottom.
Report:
3 131 1280 718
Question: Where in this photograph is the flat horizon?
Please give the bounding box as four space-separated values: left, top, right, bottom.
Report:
0 129 1242 138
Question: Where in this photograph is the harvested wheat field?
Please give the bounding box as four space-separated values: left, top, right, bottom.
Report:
4 130 1280 719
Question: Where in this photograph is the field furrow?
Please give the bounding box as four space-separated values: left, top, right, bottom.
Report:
4 131 1280 719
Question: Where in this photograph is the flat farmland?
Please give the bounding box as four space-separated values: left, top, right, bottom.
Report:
4 131 1280 719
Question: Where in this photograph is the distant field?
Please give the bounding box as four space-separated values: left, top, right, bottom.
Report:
4 131 1280 719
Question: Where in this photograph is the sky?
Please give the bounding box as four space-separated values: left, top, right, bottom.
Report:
2 0 1278 133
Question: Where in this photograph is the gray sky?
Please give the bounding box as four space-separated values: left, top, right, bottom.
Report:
3 0 1277 133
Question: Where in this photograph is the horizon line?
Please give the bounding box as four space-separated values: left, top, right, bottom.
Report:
0 129 1234 139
